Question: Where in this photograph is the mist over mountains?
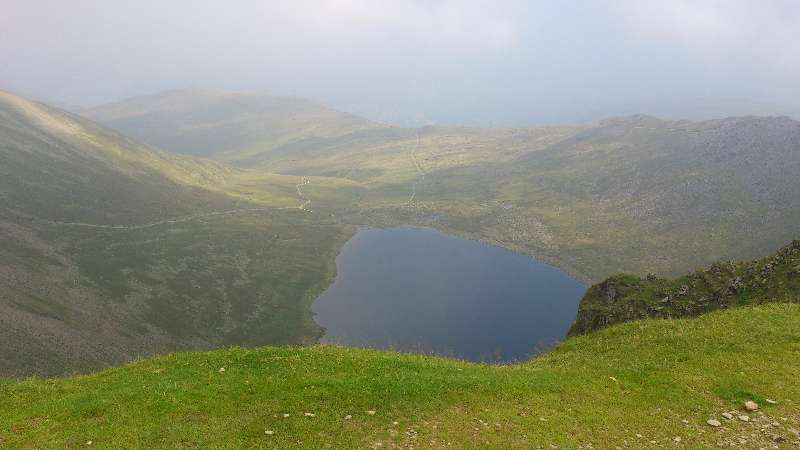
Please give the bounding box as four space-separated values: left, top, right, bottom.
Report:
3 1 799 128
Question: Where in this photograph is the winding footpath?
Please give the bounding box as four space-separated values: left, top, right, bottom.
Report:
296 176 311 211
407 133 424 205
42 177 313 230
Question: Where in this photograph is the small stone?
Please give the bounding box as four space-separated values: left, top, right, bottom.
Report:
218 367 225 373
393 421 399 425
722 412 734 420
707 419 722 427
681 419 689 424
344 415 352 420
367 410 377 416
744 400 759 411
673 436 681 442
304 412 315 417
282 413 290 418
766 399 778 404
86 442 93 446
265 430 274 435
738 415 750 422
635 434 643 438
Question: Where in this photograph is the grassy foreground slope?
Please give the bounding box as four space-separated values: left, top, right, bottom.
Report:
0 90 356 377
2 304 798 449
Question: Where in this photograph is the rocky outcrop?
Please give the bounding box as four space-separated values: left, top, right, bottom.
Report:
568 240 800 336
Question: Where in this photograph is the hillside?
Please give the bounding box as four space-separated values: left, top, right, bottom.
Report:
0 90 356 377
1 304 798 448
569 240 800 336
82 89 382 165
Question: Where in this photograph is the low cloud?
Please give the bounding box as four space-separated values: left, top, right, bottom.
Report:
1 0 798 125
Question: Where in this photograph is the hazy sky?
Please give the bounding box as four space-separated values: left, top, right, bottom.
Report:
2 0 799 126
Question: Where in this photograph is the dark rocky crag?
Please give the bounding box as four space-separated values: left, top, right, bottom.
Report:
568 240 800 336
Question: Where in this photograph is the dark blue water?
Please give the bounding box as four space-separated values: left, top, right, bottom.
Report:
312 227 587 363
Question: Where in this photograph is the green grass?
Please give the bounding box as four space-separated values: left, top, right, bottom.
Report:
2 303 799 449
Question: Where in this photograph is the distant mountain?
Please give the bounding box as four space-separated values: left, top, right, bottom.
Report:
569 240 800 336
83 89 382 165
576 98 800 124
0 90 353 377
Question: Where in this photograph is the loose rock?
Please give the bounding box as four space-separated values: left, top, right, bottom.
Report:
707 419 722 427
738 415 750 422
744 400 759 411
722 412 734 420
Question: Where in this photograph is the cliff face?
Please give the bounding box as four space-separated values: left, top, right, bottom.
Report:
568 240 800 336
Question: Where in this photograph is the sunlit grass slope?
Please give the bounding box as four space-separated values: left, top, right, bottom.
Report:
2 304 798 449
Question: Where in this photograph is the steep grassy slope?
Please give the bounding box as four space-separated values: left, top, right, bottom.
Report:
82 89 382 164
569 240 800 336
0 90 239 224
2 304 798 449
0 91 356 377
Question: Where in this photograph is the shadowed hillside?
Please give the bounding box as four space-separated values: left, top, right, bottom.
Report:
0 91 355 377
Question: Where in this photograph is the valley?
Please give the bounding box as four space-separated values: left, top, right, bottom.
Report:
5 3 800 447
3 87 800 378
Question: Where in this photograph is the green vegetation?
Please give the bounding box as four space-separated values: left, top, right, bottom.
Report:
2 304 798 448
570 240 800 335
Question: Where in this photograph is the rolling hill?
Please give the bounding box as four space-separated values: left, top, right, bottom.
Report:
82 89 383 165
0 90 356 377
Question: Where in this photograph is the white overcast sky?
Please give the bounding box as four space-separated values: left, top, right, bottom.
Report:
1 0 799 126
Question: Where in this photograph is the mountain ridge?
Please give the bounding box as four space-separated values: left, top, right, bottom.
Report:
82 88 384 164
